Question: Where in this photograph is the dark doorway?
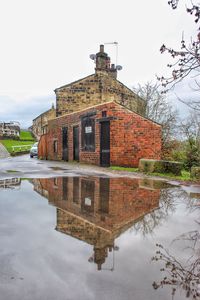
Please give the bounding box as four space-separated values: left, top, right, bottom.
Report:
62 177 68 201
73 126 79 161
100 121 110 167
99 178 109 214
81 179 95 213
73 177 80 203
62 127 68 161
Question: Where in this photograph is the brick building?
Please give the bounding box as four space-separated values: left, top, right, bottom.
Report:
38 45 162 167
32 176 160 270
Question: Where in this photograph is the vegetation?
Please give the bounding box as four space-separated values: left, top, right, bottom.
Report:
133 82 178 153
110 166 139 172
0 131 35 154
110 166 192 181
19 131 34 141
1 140 34 154
158 0 200 111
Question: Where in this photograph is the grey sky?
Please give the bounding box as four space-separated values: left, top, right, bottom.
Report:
0 0 197 127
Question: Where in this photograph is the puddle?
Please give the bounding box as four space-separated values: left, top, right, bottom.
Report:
0 178 21 189
49 166 68 171
6 170 19 173
0 176 199 300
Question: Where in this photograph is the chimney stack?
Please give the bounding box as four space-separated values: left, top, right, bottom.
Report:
94 44 117 78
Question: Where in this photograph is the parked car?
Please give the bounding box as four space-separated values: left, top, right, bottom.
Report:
30 142 38 158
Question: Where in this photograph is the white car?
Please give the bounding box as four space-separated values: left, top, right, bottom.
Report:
30 142 38 158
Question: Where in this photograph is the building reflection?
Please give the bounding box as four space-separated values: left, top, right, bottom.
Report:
32 176 166 270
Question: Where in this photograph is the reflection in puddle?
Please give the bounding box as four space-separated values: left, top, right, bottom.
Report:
0 178 21 189
31 177 172 270
0 176 200 300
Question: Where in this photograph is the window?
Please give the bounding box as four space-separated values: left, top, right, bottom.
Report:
102 111 107 117
81 117 95 151
53 140 58 153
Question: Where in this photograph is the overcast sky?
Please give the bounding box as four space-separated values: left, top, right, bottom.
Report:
0 0 197 128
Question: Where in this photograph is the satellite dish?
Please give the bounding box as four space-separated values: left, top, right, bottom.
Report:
116 65 123 71
89 54 96 60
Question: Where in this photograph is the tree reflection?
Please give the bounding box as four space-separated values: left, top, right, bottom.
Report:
134 188 180 236
152 205 200 299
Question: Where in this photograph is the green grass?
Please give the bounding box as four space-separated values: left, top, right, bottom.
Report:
110 166 192 181
148 170 191 181
20 131 34 141
1 140 34 153
0 130 35 154
110 166 139 172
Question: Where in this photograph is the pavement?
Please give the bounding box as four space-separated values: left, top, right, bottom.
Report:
0 143 10 159
0 154 142 180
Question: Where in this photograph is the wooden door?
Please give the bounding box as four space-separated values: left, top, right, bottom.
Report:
62 127 68 161
100 121 110 167
73 126 79 161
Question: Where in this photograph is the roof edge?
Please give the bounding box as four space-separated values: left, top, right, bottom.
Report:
54 74 95 92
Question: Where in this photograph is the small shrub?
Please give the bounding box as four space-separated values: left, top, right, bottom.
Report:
139 159 183 175
191 167 200 180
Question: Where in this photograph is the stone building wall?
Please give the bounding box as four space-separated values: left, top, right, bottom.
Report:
55 72 145 117
39 101 161 167
32 106 56 140
55 45 145 118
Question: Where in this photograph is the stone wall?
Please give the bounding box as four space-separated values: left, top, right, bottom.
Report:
55 71 145 117
39 101 161 167
32 107 56 140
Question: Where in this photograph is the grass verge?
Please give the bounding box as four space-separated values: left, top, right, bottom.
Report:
110 166 139 172
110 166 192 181
0 130 35 154
20 131 35 141
1 140 34 154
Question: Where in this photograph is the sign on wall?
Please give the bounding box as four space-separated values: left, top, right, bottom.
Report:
85 126 92 133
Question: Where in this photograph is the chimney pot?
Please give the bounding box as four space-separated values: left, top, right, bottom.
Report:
100 44 104 53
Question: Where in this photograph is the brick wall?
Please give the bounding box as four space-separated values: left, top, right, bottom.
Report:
32 176 160 233
32 175 160 270
38 101 161 167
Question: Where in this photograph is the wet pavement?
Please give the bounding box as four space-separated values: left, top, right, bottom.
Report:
0 154 134 179
0 156 200 300
0 143 10 159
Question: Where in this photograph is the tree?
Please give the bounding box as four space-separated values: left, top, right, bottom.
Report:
158 1 200 110
152 190 200 299
179 110 200 168
133 82 178 156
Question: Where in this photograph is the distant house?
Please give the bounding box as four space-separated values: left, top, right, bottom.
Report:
32 104 56 140
38 45 162 167
0 121 20 139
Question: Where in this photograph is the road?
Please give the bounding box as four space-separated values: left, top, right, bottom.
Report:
0 154 143 180
0 143 10 159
